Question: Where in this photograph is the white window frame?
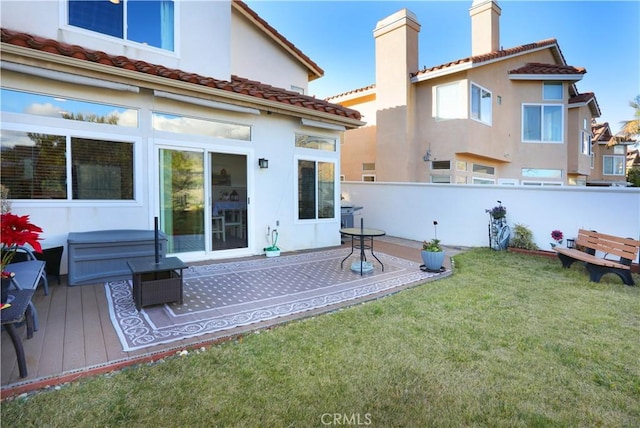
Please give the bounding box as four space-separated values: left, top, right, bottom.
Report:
431 175 451 184
581 130 592 155
522 181 563 186
434 81 463 120
470 82 492 125
543 82 563 101
472 177 495 185
521 104 564 143
294 155 337 223
61 0 180 55
603 155 625 176
0 122 142 207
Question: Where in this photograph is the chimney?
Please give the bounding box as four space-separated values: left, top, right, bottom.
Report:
372 9 421 182
373 8 420 109
469 0 501 56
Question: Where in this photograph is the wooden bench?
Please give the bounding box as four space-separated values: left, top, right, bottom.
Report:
554 229 640 286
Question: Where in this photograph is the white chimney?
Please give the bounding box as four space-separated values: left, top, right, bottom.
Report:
469 0 501 56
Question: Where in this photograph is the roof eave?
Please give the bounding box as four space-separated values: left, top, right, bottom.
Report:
1 44 363 129
231 1 323 81
411 62 472 83
509 74 584 81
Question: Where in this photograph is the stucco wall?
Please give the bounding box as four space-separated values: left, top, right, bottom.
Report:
341 181 640 261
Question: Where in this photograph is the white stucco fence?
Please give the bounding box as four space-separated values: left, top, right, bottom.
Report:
341 182 640 261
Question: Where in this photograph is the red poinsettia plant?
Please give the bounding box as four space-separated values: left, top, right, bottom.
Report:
1 213 43 276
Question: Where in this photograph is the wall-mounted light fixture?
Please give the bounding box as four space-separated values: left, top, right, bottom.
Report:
258 158 269 169
566 238 575 249
423 149 431 162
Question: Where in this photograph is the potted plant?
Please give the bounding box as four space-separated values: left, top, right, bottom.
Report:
1 213 43 303
421 221 445 272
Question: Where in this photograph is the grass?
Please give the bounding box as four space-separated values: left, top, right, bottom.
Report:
2 249 639 427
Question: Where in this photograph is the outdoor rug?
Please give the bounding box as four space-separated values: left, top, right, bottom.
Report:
105 249 445 351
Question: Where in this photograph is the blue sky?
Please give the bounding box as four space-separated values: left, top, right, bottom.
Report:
245 0 639 135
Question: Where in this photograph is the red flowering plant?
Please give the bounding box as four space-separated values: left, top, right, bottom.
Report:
550 229 563 248
1 213 43 277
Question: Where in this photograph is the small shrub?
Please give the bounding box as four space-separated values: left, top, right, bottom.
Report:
509 223 538 250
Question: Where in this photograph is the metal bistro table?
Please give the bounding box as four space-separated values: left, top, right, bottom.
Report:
340 220 386 275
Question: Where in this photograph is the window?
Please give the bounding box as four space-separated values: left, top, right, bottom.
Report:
68 0 174 51
543 82 563 100
522 181 562 186
435 82 462 120
1 88 138 127
472 177 495 185
470 83 492 124
295 134 336 152
298 159 335 220
472 163 495 175
0 130 134 200
431 175 451 183
522 168 562 179
153 112 251 141
432 161 451 170
362 163 375 171
522 104 563 143
603 156 625 176
362 175 376 182
581 131 591 155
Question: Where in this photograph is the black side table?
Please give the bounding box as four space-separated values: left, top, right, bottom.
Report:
127 257 187 311
1 289 35 378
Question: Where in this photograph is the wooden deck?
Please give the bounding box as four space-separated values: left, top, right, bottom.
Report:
2 237 449 397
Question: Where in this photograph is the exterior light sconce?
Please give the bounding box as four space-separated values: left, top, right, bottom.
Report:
258 158 269 169
422 150 431 162
566 238 575 249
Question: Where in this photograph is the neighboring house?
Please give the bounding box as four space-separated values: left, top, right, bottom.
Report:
588 121 634 186
332 0 601 186
0 0 363 270
628 148 640 172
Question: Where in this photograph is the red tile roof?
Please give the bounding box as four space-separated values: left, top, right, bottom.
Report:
0 28 361 121
412 38 563 78
569 91 601 117
509 62 586 76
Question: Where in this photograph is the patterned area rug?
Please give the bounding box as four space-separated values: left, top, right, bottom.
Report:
106 249 445 351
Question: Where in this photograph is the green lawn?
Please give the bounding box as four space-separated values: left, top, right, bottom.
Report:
2 249 639 427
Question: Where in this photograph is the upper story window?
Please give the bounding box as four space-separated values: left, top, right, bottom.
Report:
470 83 492 125
543 82 563 100
603 156 625 176
522 104 563 143
434 82 463 120
581 131 591 155
68 0 174 51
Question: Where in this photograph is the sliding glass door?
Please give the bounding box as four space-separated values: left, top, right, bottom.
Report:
210 152 248 251
159 148 248 254
159 148 205 253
